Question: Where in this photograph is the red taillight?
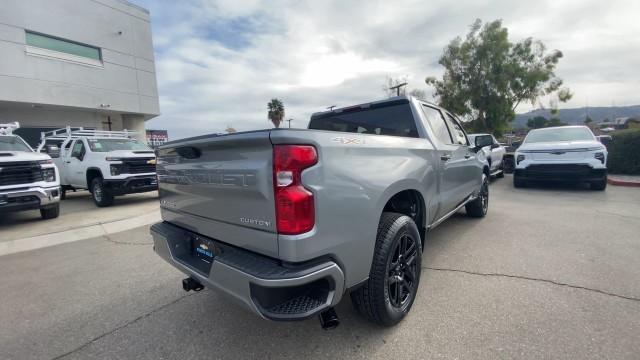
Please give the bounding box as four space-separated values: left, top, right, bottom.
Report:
273 145 317 235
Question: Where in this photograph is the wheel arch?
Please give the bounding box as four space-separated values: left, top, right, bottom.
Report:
378 185 428 246
86 167 103 191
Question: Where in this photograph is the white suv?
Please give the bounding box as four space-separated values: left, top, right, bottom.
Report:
514 126 607 190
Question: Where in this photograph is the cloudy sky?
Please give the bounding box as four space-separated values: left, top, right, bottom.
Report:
132 0 640 140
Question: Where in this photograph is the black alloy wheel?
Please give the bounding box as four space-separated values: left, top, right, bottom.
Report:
387 233 419 309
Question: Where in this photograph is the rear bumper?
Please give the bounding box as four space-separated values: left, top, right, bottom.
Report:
0 186 60 213
150 221 345 321
103 175 157 195
515 164 606 182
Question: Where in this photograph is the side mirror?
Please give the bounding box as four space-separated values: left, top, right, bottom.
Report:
46 145 60 158
490 143 500 149
474 135 493 151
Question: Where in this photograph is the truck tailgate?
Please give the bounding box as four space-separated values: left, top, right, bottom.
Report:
156 131 278 257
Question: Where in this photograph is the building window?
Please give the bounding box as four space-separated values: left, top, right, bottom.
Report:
25 31 102 66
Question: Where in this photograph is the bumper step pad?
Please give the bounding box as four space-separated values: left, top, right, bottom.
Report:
269 294 325 315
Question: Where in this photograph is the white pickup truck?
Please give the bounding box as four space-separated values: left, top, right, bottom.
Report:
467 133 506 178
37 127 157 207
0 122 61 219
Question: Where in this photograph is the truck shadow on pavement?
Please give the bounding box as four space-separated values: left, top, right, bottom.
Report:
126 217 481 359
135 289 396 358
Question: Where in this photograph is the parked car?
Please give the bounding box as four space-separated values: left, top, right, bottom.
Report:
0 122 61 219
468 133 506 178
37 127 157 207
596 135 612 149
150 96 491 328
514 126 607 190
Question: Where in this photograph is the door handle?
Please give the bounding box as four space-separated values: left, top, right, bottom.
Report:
65 161 71 163
464 154 472 159
440 154 452 161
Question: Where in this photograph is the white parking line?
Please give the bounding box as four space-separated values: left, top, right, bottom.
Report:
0 210 161 257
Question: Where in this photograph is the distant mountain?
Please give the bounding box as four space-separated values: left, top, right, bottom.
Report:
512 105 640 128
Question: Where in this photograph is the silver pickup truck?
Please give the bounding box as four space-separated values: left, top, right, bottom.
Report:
151 96 492 328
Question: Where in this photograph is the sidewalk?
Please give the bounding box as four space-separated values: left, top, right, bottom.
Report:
608 174 640 188
0 191 160 256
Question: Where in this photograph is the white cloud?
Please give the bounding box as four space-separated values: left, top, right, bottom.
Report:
135 0 640 140
202 0 264 18
299 52 400 87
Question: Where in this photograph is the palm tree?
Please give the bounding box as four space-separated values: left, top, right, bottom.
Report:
267 99 285 128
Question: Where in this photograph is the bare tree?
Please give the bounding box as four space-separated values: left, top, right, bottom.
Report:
382 76 427 100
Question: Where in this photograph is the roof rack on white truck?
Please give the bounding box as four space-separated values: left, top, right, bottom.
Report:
0 122 61 219
37 127 137 152
37 126 157 207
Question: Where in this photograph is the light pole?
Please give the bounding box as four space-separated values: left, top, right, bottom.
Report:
389 82 408 96
327 105 336 111
286 118 293 128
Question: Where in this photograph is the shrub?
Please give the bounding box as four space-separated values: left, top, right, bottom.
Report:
608 129 640 174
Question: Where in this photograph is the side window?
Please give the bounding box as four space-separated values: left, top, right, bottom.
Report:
71 140 85 158
421 105 453 144
444 113 468 146
46 139 63 147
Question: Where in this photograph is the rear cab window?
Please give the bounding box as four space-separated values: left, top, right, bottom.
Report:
308 100 419 138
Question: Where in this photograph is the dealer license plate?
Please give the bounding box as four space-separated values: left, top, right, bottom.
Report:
192 235 214 263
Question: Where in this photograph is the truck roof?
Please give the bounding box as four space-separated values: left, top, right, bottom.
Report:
311 96 439 119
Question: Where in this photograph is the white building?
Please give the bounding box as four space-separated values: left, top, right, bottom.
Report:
0 0 159 146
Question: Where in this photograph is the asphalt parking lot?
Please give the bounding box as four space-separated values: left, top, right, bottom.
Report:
1 177 639 360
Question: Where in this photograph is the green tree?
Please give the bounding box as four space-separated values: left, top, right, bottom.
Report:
527 116 549 129
267 99 284 128
425 19 571 136
526 116 566 129
547 118 566 127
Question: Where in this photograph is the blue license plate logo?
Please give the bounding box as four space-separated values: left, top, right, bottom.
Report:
193 236 214 262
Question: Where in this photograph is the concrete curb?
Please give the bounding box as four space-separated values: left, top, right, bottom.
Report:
0 210 160 257
608 177 640 188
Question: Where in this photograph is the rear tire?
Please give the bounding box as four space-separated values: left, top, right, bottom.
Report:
91 177 114 207
591 176 607 191
466 174 489 217
351 212 422 326
40 203 60 219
